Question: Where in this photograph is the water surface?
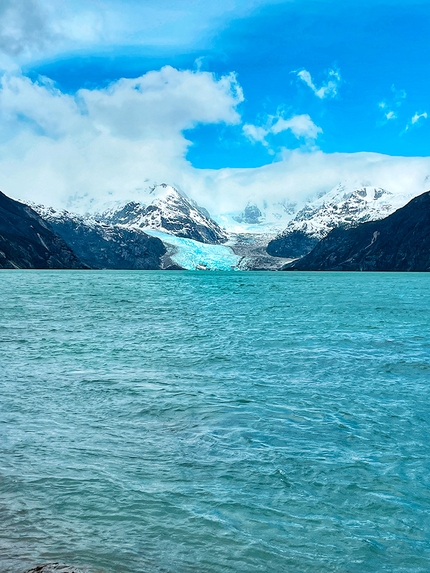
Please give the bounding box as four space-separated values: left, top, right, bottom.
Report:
1 271 430 573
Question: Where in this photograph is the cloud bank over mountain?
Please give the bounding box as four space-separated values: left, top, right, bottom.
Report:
0 0 429 214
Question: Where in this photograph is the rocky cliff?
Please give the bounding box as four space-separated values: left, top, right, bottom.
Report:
31 206 168 270
284 191 430 271
268 184 418 258
0 191 86 269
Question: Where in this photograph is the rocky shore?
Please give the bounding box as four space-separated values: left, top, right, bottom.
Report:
24 564 88 573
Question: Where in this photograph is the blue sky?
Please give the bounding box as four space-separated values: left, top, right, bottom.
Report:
28 0 430 167
1 0 430 212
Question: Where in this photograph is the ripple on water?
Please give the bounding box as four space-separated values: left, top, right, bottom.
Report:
1 271 430 573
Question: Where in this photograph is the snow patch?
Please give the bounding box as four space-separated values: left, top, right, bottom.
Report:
277 183 420 240
98 184 227 244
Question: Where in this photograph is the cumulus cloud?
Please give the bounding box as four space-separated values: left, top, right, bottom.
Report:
0 67 245 210
0 74 82 136
0 66 428 217
242 123 269 145
272 114 322 140
81 69 243 140
0 67 243 138
297 68 341 99
243 113 322 149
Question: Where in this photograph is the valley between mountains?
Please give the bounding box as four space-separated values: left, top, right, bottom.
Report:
0 182 428 271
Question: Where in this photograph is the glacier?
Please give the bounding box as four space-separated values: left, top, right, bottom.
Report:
144 229 241 270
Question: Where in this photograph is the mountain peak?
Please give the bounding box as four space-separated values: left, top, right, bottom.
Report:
267 182 420 258
98 185 228 244
284 190 430 271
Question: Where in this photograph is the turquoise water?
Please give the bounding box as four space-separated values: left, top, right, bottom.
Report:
1 271 430 573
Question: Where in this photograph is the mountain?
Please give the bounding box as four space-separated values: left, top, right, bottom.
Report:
31 206 169 270
226 232 293 270
216 200 297 235
98 184 228 244
0 191 86 269
284 190 430 271
210 200 297 269
267 184 417 258
232 203 264 224
95 188 297 270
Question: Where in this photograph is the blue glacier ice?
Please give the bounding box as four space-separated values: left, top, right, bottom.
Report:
145 229 241 270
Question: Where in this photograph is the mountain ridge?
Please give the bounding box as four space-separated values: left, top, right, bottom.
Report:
267 184 418 258
28 205 169 270
283 190 430 272
98 184 228 245
0 191 86 269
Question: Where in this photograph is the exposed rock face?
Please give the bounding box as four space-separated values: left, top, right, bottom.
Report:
215 200 297 236
267 184 417 259
24 564 87 573
31 207 167 270
284 191 430 271
0 191 86 269
99 184 228 245
266 230 318 259
228 233 293 270
233 203 263 224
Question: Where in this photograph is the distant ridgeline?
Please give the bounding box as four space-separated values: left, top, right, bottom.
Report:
283 191 430 272
0 190 167 270
1 186 429 271
0 185 290 271
266 185 416 259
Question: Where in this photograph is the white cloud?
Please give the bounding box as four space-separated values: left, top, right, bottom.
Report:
272 114 322 140
0 67 243 138
243 113 322 149
0 67 429 218
0 67 244 210
80 68 243 139
297 68 341 99
242 123 269 145
378 85 407 124
411 112 428 125
385 111 397 121
404 111 428 132
0 0 288 65
0 74 82 137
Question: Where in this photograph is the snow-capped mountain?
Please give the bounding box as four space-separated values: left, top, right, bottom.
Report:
29 199 291 271
284 191 430 272
28 180 421 270
215 199 297 234
267 183 419 258
28 204 169 270
285 184 415 239
98 184 228 244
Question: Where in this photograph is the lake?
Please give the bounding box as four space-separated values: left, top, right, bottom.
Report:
1 271 430 573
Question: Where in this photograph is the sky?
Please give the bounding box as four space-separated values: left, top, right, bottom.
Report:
0 0 430 213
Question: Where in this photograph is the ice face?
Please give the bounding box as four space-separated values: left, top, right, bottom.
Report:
144 229 241 270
